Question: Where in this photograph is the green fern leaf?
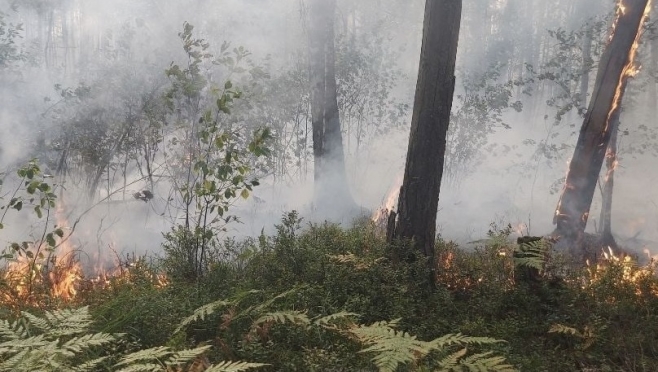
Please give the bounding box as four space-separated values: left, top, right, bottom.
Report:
351 320 433 372
114 362 163 372
431 333 503 350
72 356 110 372
175 299 233 334
115 346 173 367
313 311 359 327
165 345 212 367
0 319 28 341
437 347 468 370
205 360 269 371
252 311 310 328
62 332 118 353
459 351 518 371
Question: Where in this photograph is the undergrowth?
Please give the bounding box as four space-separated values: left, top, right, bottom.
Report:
2 212 658 371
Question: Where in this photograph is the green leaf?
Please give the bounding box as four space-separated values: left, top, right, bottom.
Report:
240 189 249 199
46 233 56 247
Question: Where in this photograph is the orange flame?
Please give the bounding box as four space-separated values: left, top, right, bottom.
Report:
604 0 652 132
1 201 167 308
371 173 403 223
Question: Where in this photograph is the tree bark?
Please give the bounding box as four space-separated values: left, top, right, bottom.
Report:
553 0 649 248
307 0 354 212
388 0 462 270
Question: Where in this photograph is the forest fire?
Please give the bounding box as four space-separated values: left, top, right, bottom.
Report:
605 0 651 133
553 0 651 243
371 174 403 225
0 205 167 309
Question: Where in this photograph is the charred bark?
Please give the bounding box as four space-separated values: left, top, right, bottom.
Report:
388 0 462 271
307 0 354 211
553 0 649 250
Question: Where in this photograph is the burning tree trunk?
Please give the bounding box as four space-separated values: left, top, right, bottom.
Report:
307 0 354 212
553 0 650 251
388 0 462 269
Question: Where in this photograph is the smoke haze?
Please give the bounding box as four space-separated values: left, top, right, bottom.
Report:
1 0 657 266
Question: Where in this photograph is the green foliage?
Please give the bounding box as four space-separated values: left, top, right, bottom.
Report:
161 23 272 282
349 319 514 372
0 306 117 371
0 305 265 372
514 238 550 272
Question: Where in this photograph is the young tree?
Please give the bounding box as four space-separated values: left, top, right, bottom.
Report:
553 0 650 252
307 0 354 212
388 0 462 270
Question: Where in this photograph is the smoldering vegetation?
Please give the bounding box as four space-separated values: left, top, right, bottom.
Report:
1 0 658 262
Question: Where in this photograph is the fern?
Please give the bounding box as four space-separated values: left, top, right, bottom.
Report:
349 319 435 372
349 319 516 372
252 310 310 328
204 360 269 371
313 311 360 328
0 306 263 372
431 333 503 349
175 299 233 334
514 238 550 271
166 345 213 366
450 351 517 372
437 348 468 370
0 307 117 372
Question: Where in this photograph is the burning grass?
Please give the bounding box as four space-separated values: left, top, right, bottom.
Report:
0 249 168 311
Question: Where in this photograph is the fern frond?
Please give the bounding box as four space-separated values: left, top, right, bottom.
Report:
458 351 518 372
165 345 212 367
350 320 433 372
114 362 163 372
21 311 51 333
0 334 48 352
62 332 118 353
72 356 110 372
0 319 28 341
204 360 269 372
514 239 550 271
175 300 233 334
47 307 92 328
115 346 173 367
437 347 468 370
431 333 504 350
252 311 310 328
313 311 359 327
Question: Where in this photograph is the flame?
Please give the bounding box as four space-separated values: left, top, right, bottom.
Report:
371 173 403 224
604 0 652 133
1 201 167 309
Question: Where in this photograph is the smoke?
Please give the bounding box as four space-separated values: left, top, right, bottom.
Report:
1 0 658 267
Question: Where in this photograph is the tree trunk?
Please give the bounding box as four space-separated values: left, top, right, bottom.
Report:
598 112 619 249
553 0 649 249
579 28 592 111
307 0 354 213
388 0 462 271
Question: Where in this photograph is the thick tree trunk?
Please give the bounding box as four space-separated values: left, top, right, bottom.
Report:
307 0 354 213
388 0 462 269
553 0 649 249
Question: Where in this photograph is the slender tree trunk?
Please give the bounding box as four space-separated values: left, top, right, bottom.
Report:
388 0 462 273
553 0 649 250
307 0 354 213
